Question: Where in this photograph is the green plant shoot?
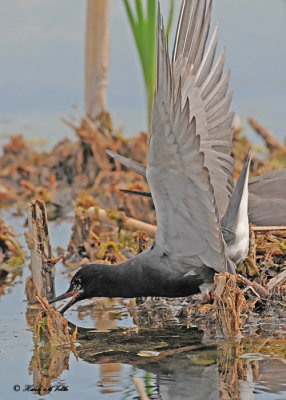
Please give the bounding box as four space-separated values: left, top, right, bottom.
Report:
123 0 174 131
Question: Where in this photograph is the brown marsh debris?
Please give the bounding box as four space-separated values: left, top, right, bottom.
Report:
0 119 154 226
214 274 248 337
25 200 56 303
0 113 285 338
232 118 286 180
0 212 23 296
27 295 77 395
0 114 284 219
35 295 77 348
248 117 286 154
0 211 24 285
63 189 155 266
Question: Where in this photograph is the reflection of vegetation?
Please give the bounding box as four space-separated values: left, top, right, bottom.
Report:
123 0 174 130
35 295 78 348
29 344 71 395
144 371 155 397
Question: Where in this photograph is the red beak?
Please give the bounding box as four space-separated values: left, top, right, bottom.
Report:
49 289 80 314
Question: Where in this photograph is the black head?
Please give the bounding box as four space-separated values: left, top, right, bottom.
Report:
49 264 99 314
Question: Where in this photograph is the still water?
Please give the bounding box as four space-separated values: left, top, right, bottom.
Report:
0 211 286 400
0 1 286 399
0 0 285 148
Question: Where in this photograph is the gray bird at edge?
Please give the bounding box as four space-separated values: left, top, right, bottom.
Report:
106 150 286 227
50 0 259 313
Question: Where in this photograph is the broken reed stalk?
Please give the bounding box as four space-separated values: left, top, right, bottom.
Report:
85 0 110 120
248 117 286 152
252 226 286 232
89 207 284 239
267 269 286 291
87 206 157 237
26 200 55 302
236 275 270 298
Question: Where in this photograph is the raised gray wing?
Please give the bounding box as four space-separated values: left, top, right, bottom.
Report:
147 7 231 274
172 0 234 218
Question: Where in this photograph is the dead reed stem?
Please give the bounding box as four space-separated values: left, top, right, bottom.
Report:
87 206 157 238
26 200 55 302
85 0 110 119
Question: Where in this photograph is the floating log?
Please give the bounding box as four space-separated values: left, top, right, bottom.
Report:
26 200 55 302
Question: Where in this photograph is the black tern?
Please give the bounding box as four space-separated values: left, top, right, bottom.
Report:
50 0 259 313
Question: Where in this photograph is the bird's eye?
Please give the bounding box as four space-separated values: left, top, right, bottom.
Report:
72 276 82 290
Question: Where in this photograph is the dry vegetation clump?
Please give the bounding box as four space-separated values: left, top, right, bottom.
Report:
0 120 156 224
0 115 285 337
35 295 77 347
63 192 153 267
231 117 286 179
26 295 78 395
0 212 24 274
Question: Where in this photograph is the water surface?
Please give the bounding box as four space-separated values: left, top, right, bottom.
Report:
0 0 285 148
0 211 286 400
0 1 286 398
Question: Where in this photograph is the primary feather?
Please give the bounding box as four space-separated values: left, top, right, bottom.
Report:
147 4 232 274
171 0 234 218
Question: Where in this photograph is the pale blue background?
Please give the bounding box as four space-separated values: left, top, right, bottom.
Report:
0 0 285 148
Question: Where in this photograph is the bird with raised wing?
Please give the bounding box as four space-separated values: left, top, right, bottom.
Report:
50 0 252 314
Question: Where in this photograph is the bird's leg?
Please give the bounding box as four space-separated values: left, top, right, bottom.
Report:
202 289 215 304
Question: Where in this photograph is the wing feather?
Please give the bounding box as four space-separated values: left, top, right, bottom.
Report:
193 0 213 73
194 22 219 88
200 47 226 98
206 91 233 123
147 7 230 274
171 0 234 218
